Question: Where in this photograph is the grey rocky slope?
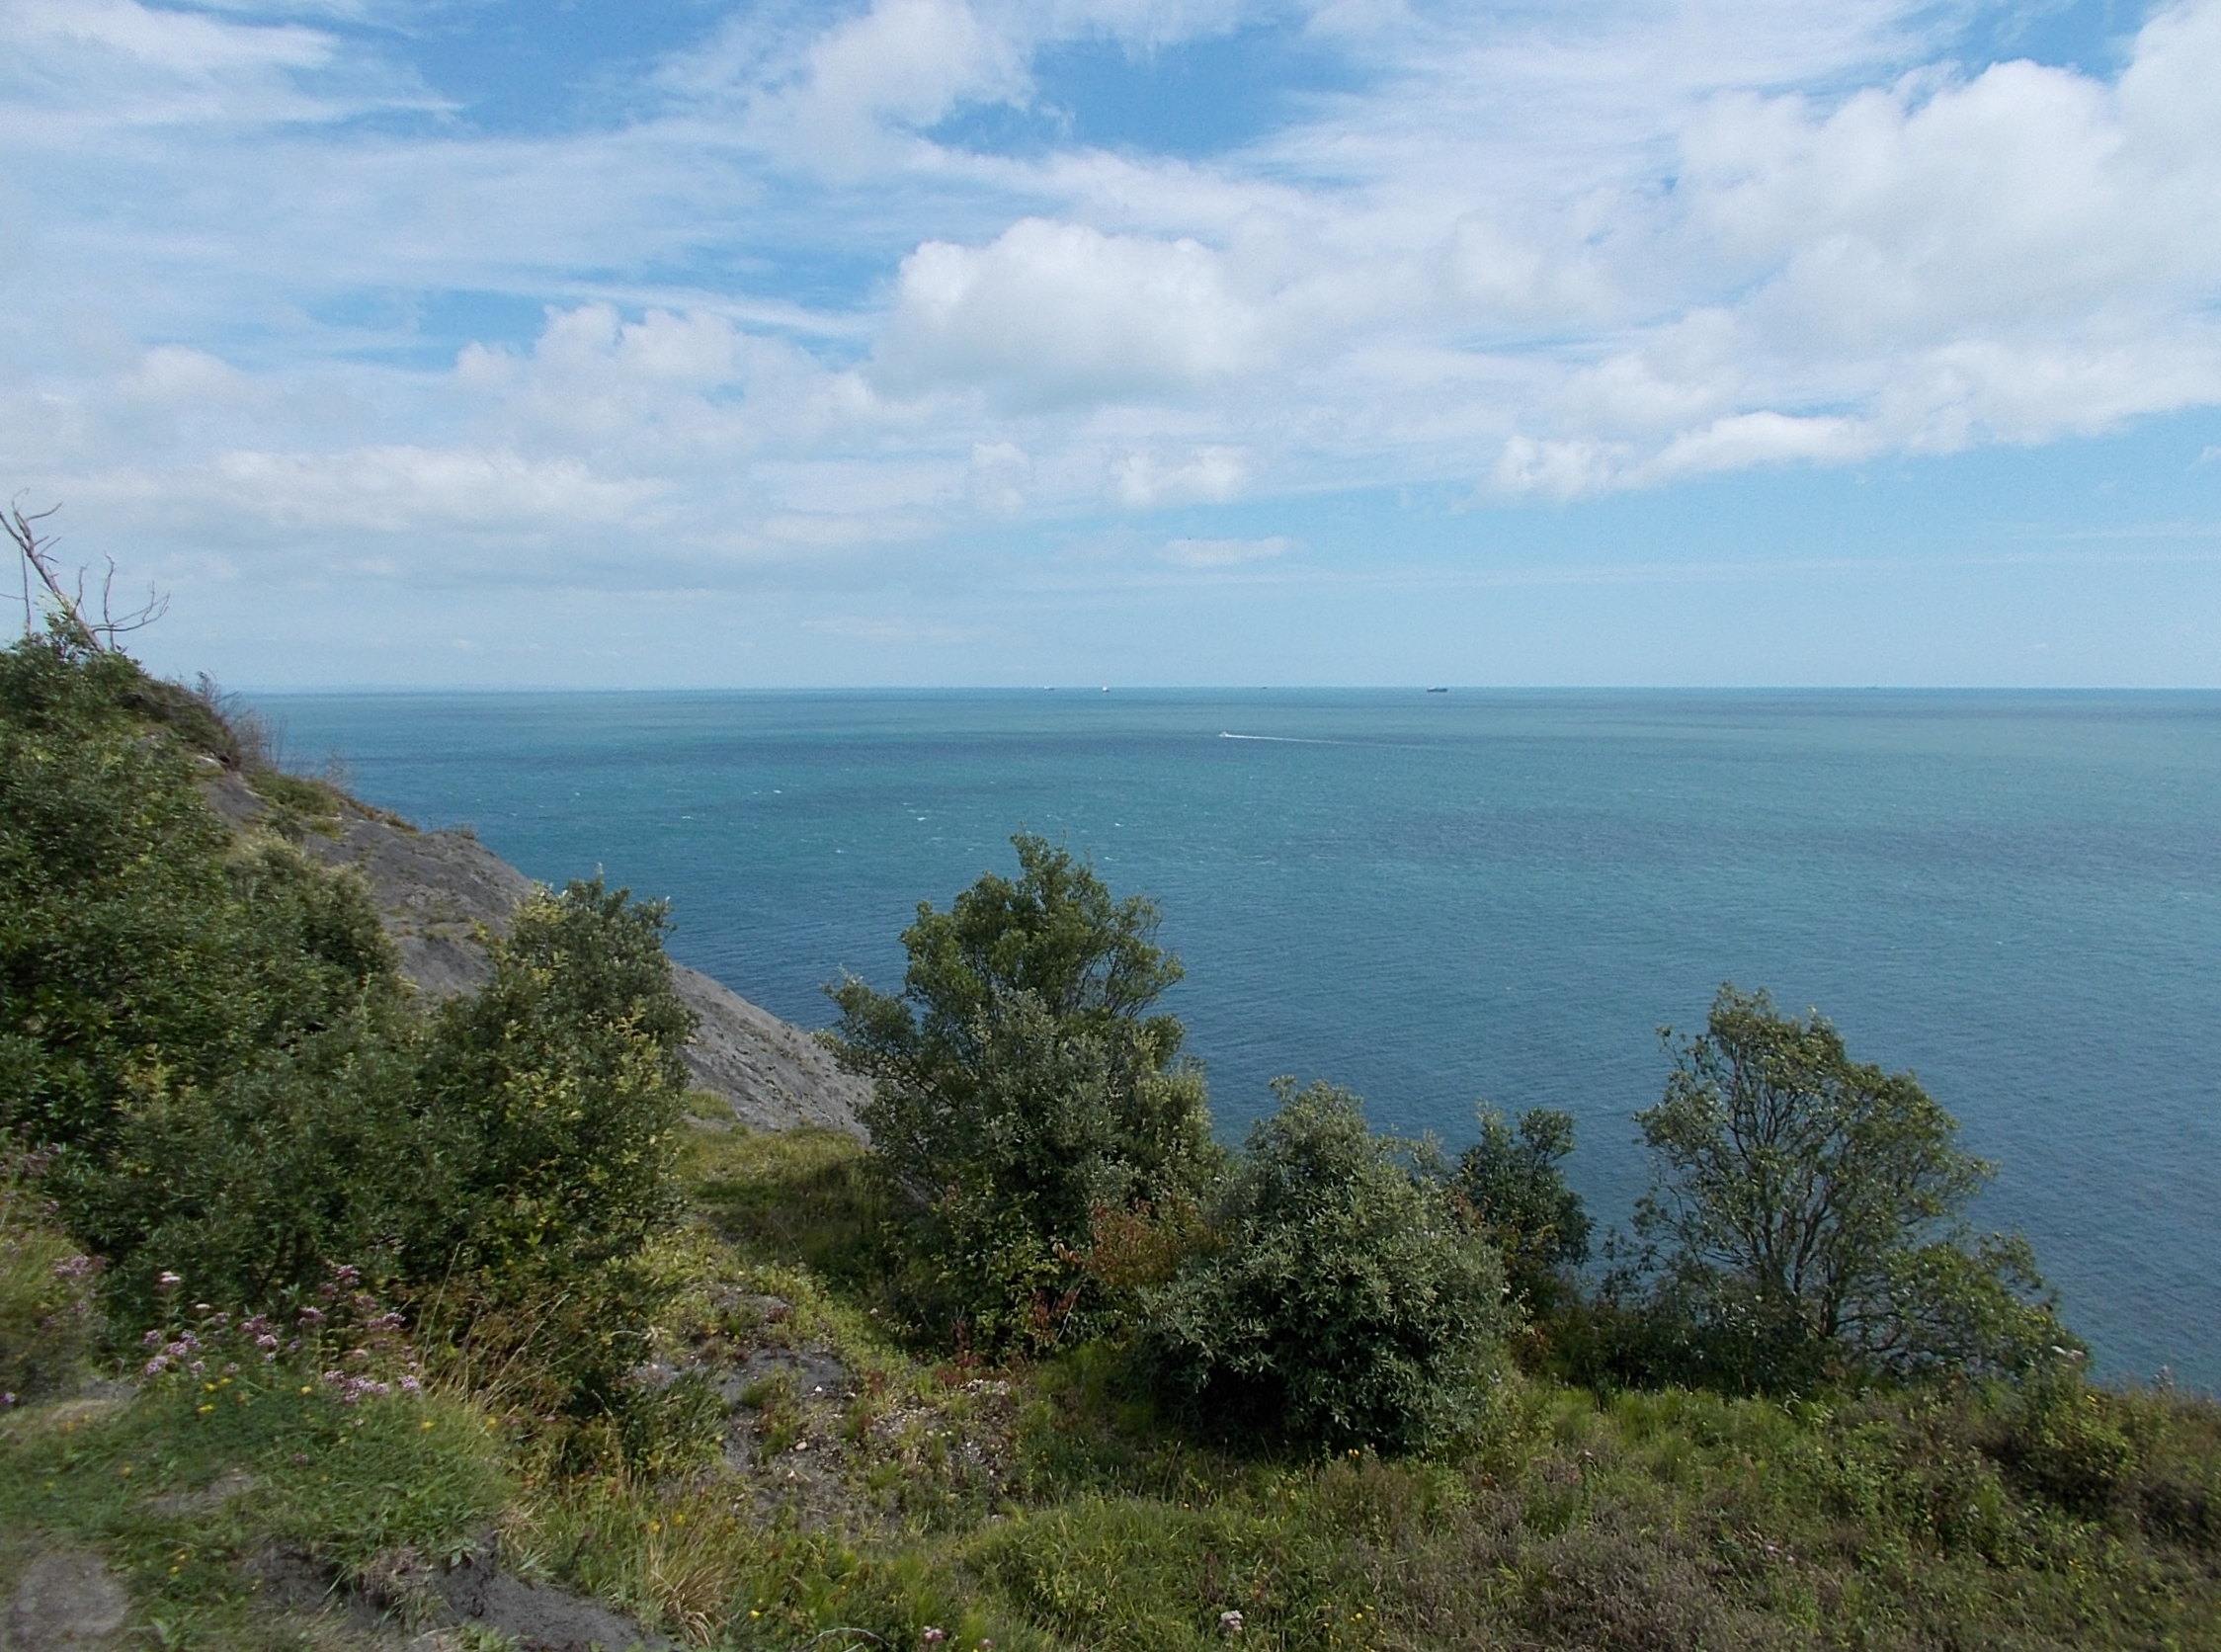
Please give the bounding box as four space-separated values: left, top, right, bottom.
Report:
202 768 868 1138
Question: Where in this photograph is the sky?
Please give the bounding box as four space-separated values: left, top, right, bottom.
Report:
4 0 2220 687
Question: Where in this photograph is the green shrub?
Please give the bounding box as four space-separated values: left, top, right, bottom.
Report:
828 834 1219 1349
407 879 697 1398
74 1007 430 1331
0 627 421 1322
1626 984 2068 1387
1 632 698 1394
1139 1079 1510 1454
0 630 350 1157
1992 1369 2138 1516
1455 1106 1590 1319
411 878 694 1281
0 1152 102 1402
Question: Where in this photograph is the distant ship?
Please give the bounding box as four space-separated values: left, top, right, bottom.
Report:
1426 686 1449 694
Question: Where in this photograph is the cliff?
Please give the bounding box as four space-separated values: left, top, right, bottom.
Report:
201 768 869 1138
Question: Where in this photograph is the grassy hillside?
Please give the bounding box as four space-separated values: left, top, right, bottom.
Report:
12 1122 2217 1650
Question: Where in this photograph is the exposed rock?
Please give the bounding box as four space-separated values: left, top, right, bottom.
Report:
253 1538 673 1652
201 770 869 1138
434 1553 675 1652
723 1348 851 1406
669 965 868 1134
5 1549 128 1650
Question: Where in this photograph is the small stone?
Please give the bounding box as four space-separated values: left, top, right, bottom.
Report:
8 1549 129 1648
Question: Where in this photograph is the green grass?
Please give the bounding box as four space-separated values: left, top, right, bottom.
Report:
8 1126 2220 1651
243 767 347 839
491 1136 2221 1652
685 1125 893 1300
0 1362 506 1648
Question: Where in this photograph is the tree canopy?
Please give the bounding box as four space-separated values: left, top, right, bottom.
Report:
1141 1079 1510 1452
0 622 696 1364
1455 1106 1590 1316
1631 984 2065 1379
826 832 1217 1346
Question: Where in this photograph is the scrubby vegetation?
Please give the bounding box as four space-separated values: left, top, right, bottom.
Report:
3 567 2219 1650
1138 1079 1508 1455
827 832 1220 1353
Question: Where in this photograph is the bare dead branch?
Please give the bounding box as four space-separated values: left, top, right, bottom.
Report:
5 497 167 651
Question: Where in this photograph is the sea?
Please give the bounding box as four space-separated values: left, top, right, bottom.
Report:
252 688 2221 1391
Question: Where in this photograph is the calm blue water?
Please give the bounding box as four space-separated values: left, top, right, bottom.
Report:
254 690 2221 1389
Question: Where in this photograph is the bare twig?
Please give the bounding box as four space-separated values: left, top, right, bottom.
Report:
4 497 167 651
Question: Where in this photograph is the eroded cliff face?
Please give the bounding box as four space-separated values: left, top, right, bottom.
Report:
202 768 869 1138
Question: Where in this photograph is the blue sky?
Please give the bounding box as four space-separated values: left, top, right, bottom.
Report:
3 0 2219 686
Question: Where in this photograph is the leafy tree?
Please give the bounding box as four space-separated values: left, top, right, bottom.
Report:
0 624 699 1374
0 623 422 1323
0 626 394 1163
1630 984 2065 1381
412 879 696 1280
1455 1106 1590 1317
1140 1079 1510 1453
826 833 1217 1346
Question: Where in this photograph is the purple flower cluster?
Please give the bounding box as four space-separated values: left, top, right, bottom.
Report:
141 1327 206 1379
132 1263 426 1407
322 1369 392 1405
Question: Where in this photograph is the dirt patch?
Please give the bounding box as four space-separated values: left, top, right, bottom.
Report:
4 1547 128 1649
26 1382 135 1439
435 1553 674 1652
251 1539 672 1652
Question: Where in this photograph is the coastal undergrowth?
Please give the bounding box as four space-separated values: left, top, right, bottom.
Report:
481 1121 2221 1652
5 614 2221 1651
8 1086 2221 1650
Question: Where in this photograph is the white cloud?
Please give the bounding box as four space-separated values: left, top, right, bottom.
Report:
875 218 1269 408
800 613 986 643
1016 0 1256 49
7 0 2221 622
966 440 1032 514
1160 534 1292 566
0 0 417 133
1488 436 1623 502
91 446 664 537
740 0 1029 169
2 0 331 78
1110 446 1249 507
1640 412 1877 483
